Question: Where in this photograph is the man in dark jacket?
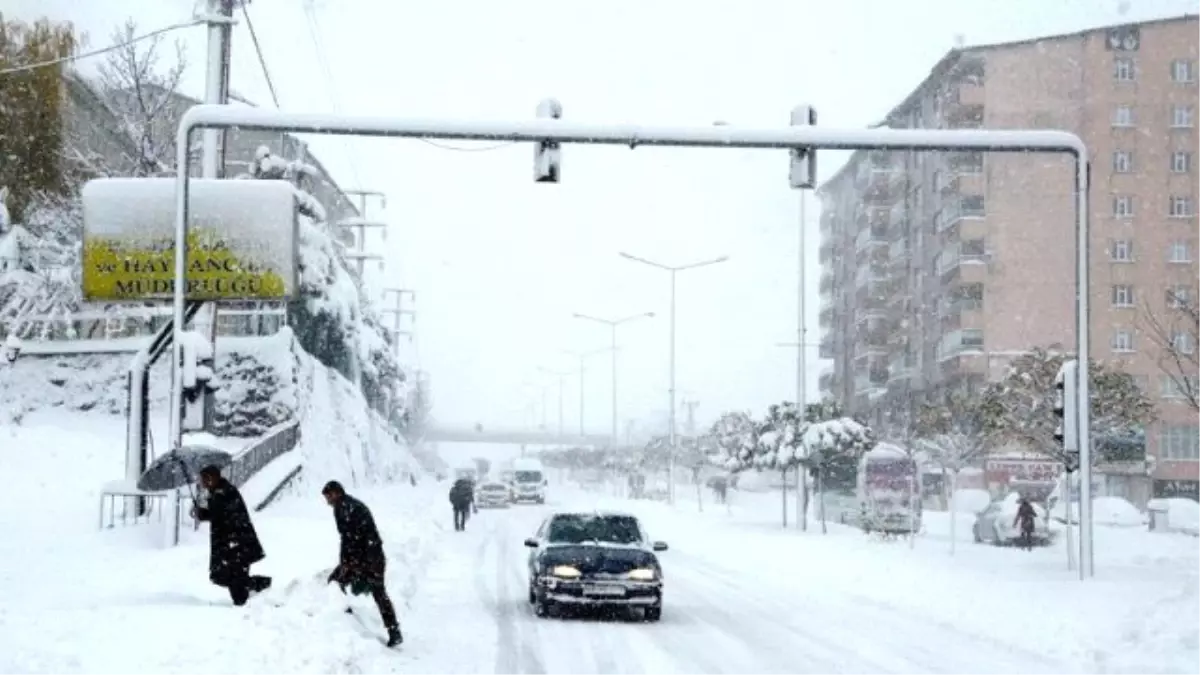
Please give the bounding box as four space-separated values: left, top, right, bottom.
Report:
449 478 475 531
193 465 271 606
322 480 402 647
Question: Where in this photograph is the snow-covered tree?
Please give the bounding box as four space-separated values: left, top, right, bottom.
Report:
913 389 990 552
801 414 874 533
1140 291 1199 413
96 19 186 176
979 346 1156 466
710 410 760 473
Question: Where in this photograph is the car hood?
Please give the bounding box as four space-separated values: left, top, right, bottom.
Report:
540 544 658 574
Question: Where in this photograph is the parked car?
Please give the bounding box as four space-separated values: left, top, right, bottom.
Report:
476 481 512 508
524 511 667 621
973 494 1053 547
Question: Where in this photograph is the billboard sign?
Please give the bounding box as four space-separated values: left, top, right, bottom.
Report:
81 178 298 301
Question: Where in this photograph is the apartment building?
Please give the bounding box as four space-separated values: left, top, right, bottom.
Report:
817 15 1199 503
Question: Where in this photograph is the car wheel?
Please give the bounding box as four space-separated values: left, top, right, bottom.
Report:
534 599 555 618
644 605 662 622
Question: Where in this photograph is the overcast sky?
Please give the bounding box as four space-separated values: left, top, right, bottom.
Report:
11 0 1196 434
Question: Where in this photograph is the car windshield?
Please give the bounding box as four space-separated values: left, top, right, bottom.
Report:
515 471 542 483
546 514 642 545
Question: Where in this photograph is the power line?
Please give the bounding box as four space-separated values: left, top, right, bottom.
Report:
0 19 205 77
302 4 362 189
415 138 516 152
239 3 280 108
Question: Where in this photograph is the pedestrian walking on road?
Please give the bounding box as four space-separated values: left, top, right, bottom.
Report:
322 480 403 647
1014 496 1037 551
449 477 474 531
192 465 272 606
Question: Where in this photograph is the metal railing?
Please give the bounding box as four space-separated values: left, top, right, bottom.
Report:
227 419 301 488
99 418 302 532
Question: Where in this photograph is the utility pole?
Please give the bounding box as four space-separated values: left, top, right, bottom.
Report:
381 288 415 350
573 311 656 449
777 336 824 530
341 190 387 276
681 398 699 436
796 191 809 531
191 0 235 436
564 347 609 437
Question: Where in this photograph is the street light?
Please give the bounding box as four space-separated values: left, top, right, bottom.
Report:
563 347 611 436
538 366 569 448
619 251 730 505
572 311 656 448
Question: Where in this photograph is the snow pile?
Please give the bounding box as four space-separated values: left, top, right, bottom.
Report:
1050 495 1146 527
1148 498 1200 535
290 346 420 492
951 488 992 513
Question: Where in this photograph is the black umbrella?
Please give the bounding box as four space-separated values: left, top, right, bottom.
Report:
137 445 234 492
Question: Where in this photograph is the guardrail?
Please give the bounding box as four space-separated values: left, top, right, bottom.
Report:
99 418 302 533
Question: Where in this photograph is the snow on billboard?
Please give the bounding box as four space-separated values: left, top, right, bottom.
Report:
81 178 298 301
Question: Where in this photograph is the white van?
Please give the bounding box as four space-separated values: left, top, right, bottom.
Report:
511 459 547 504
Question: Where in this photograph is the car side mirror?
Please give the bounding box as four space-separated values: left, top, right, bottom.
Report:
524 538 539 548
652 541 669 552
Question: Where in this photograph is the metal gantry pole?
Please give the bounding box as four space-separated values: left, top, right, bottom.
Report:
169 108 1092 574
668 270 677 504
797 191 809 532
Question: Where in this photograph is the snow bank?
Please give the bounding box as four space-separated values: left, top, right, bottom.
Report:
1148 498 1200 534
289 345 419 493
951 488 991 513
1051 495 1146 527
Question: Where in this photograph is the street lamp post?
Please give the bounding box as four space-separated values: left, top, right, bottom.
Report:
564 347 610 437
619 252 730 505
572 312 656 448
538 367 568 448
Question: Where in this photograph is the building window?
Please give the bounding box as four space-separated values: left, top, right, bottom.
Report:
1112 284 1135 307
1172 59 1196 83
960 195 985 215
1168 240 1193 263
1111 329 1135 352
1161 375 1199 400
1110 239 1134 262
1112 151 1134 173
1113 195 1134 218
1167 286 1192 308
1172 331 1195 355
1169 196 1194 218
1112 105 1134 127
1172 151 1192 173
1171 105 1194 128
1114 57 1136 81
1159 425 1199 461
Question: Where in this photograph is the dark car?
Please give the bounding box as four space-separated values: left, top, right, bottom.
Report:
524 511 667 622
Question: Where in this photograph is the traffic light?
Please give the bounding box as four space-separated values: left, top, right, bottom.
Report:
788 105 817 189
1054 359 1080 470
534 98 562 183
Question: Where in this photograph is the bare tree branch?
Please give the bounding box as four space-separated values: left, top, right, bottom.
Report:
1139 291 1200 413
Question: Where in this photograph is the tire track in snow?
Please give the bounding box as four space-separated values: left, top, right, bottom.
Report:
477 513 545 674
673 550 1064 674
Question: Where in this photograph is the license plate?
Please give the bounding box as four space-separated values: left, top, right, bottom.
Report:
583 584 626 597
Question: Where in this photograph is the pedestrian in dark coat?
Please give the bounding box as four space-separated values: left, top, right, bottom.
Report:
322 480 403 647
193 465 271 606
449 478 474 531
1014 496 1037 550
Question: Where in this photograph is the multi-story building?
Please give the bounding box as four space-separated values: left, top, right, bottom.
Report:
817 15 1199 503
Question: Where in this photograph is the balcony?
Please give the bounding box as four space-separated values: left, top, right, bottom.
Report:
858 205 892 230
819 271 836 293
938 242 989 284
854 295 889 322
819 237 836 263
940 81 985 128
936 196 986 233
818 336 837 359
939 171 984 196
854 329 890 360
819 305 835 329
864 167 904 203
854 224 889 255
937 328 985 362
854 365 891 393
854 262 890 290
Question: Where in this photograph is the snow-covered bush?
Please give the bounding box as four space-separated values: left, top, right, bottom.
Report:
710 410 759 472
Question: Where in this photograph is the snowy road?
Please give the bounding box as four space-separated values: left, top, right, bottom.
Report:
412 495 1070 675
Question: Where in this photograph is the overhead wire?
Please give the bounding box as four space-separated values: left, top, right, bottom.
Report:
302 3 362 189
239 3 280 108
0 19 206 76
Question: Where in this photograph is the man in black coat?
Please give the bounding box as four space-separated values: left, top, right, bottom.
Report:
322 480 403 647
193 465 271 606
448 478 475 531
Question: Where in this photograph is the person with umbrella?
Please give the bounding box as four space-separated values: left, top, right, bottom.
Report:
192 465 271 605
322 480 403 648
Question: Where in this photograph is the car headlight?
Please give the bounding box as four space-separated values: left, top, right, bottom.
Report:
626 568 656 581
550 565 581 578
